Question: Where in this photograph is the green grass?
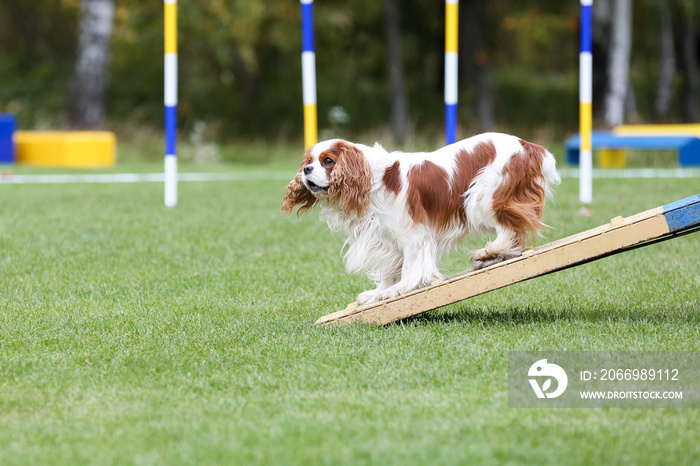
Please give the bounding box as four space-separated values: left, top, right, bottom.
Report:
1 163 699 465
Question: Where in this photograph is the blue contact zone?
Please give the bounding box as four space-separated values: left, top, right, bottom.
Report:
663 194 700 233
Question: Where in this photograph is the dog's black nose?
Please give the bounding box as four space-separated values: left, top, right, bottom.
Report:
303 165 314 175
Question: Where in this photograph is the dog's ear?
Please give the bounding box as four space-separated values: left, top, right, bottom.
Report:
328 141 372 217
282 157 317 216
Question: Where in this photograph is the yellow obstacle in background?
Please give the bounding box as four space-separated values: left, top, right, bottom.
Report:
601 124 700 168
599 148 627 168
15 131 116 168
614 124 700 137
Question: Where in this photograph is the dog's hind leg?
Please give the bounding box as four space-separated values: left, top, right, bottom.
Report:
470 225 524 270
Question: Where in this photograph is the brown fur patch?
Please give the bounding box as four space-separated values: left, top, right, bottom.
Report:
317 148 339 178
452 141 497 203
491 140 547 243
382 161 402 195
407 161 450 228
326 141 372 217
281 149 316 216
406 141 496 230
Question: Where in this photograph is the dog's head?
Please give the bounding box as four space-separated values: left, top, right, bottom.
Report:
282 139 372 217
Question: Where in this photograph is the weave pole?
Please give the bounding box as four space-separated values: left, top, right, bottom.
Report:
444 0 459 145
164 0 178 207
301 0 318 148
579 0 593 203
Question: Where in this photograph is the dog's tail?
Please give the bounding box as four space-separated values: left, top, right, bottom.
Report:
491 140 560 242
540 145 561 200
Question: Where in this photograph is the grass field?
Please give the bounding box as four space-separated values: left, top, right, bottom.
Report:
1 158 699 465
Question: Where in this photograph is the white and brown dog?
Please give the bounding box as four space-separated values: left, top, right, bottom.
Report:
283 133 560 305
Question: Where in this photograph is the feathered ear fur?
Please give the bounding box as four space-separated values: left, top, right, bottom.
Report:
327 141 372 217
282 171 316 217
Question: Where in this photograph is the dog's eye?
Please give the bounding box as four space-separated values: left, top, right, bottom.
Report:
322 157 335 166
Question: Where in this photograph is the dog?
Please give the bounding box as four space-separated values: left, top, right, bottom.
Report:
282 132 560 305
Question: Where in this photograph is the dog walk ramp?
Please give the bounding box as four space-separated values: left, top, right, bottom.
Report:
316 193 700 327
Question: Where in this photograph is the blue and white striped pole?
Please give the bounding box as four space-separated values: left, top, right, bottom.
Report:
444 0 459 145
580 0 593 203
164 0 178 207
301 0 318 148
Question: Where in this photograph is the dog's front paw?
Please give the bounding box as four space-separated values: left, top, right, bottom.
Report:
376 284 419 302
357 287 404 305
357 290 381 306
358 283 422 305
379 288 402 301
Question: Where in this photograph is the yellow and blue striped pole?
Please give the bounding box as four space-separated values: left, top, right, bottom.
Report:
164 0 178 207
301 0 317 148
445 0 459 145
579 0 593 203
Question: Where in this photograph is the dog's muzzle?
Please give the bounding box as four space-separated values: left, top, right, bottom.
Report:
302 166 329 195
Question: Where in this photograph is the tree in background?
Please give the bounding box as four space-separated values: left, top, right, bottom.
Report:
604 0 633 127
654 0 675 122
384 0 408 143
66 0 115 129
679 0 699 122
460 0 495 132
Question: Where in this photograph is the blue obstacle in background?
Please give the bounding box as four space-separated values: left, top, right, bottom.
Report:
0 114 15 164
566 131 700 167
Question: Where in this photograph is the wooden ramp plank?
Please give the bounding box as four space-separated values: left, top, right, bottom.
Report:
316 194 700 327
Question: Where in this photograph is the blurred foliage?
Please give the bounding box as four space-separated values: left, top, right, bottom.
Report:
0 0 78 126
0 0 697 143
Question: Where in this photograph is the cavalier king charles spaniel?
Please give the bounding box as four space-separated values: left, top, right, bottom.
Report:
283 132 560 305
